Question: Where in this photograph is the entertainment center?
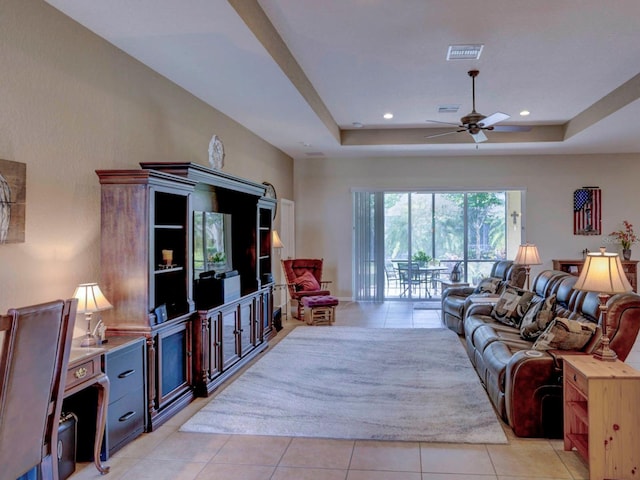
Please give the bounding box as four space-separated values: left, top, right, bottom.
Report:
96 162 277 431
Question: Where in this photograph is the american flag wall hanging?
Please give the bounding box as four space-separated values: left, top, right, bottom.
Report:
573 187 601 235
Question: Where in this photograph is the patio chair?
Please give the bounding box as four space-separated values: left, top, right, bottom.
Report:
281 258 332 319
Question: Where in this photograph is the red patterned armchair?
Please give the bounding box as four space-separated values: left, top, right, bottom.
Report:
281 258 332 319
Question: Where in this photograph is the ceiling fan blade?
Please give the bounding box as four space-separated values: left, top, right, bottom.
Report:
425 130 462 139
470 130 488 143
426 119 463 127
492 125 532 133
479 112 510 128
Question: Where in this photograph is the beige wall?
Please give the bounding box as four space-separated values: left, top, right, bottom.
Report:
294 154 640 299
0 0 293 329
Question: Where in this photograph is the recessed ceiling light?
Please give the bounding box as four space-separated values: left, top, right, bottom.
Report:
520 110 530 116
383 113 394 120
447 44 484 61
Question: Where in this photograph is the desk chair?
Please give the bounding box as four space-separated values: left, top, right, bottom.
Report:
0 299 77 480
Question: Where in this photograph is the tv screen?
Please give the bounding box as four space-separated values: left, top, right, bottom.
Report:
193 211 232 279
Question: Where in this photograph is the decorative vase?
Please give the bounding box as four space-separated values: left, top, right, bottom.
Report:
623 249 632 260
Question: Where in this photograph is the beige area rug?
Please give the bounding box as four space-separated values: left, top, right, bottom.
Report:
180 327 508 443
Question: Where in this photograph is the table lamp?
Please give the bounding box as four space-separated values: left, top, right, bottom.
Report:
272 230 284 249
573 247 632 361
514 243 542 290
73 283 112 347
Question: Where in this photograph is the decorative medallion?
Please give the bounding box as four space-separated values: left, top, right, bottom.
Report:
208 135 225 170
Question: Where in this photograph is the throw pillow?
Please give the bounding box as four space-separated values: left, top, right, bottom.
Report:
532 318 597 351
490 286 535 328
520 294 557 340
295 271 321 291
474 277 502 295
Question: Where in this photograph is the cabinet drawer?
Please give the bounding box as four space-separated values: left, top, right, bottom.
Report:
566 364 588 396
66 357 99 391
106 344 144 402
106 387 145 452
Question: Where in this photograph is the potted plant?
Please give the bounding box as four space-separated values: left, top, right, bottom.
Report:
609 220 637 260
412 250 432 266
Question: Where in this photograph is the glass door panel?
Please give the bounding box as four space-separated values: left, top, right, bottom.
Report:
384 193 408 299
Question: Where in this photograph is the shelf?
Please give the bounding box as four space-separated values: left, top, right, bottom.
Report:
154 266 184 274
567 400 588 424
567 432 588 459
155 225 184 230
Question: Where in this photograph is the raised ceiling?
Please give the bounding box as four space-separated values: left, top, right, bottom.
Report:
45 0 640 159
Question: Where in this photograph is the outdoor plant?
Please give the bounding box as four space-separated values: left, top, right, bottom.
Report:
609 220 637 250
412 250 433 264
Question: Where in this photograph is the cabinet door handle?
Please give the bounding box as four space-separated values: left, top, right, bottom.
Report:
119 411 136 422
573 374 577 381
118 369 135 379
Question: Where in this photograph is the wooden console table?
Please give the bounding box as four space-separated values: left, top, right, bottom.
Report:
553 259 638 292
65 346 110 475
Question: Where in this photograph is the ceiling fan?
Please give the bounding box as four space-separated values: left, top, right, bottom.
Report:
426 70 528 143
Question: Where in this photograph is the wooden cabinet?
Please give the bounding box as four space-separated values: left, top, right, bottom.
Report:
192 286 271 396
553 259 638 292
563 355 640 480
102 337 146 458
97 163 276 428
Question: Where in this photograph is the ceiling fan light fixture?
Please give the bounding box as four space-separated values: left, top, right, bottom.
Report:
447 44 484 61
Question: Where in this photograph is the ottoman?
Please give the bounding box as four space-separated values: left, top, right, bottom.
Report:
302 295 339 325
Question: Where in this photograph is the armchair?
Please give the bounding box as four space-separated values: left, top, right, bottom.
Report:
281 258 332 319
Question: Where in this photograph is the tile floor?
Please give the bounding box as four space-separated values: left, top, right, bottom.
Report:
68 299 640 480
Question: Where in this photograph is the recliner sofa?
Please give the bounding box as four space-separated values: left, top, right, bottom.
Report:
441 260 527 334
462 270 640 438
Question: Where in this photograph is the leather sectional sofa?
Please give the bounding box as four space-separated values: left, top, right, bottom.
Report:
441 260 526 334
458 269 640 438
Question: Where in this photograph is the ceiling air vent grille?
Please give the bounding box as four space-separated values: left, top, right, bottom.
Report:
447 44 483 60
438 104 460 113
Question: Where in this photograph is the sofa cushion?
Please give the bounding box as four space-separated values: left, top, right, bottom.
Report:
490 286 535 327
295 271 321 291
474 277 502 294
532 317 597 351
520 294 557 340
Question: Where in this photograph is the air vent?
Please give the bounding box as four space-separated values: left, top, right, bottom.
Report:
438 104 460 113
447 44 484 60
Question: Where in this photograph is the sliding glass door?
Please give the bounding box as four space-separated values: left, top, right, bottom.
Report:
354 190 522 301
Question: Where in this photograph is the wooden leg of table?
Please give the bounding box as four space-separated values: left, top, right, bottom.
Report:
93 373 111 475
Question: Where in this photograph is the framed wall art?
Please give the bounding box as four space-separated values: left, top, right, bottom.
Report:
573 186 601 235
0 159 26 244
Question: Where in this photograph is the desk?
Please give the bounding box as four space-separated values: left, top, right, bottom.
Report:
65 346 110 475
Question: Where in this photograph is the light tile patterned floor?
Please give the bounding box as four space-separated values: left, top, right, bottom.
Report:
66 300 630 480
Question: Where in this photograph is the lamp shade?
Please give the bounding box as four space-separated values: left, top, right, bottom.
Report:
272 230 284 249
73 283 113 314
514 243 542 266
574 247 632 294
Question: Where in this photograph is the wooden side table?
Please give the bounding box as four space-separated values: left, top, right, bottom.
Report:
563 355 640 480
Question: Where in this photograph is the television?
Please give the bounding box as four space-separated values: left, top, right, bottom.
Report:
193 211 232 278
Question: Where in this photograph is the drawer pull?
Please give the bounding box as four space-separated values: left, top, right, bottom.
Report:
74 367 88 379
118 369 135 379
118 411 136 422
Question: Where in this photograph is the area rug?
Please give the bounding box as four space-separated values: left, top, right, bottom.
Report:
413 301 442 310
180 327 508 444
